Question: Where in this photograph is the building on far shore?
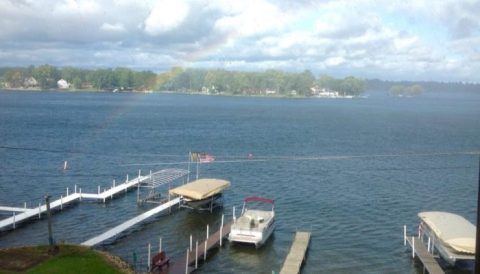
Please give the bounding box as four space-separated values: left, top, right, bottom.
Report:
57 79 70 89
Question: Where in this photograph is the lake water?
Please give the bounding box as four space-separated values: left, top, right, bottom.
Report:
0 90 479 273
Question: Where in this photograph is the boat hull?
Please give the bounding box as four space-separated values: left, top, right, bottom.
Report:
228 220 275 247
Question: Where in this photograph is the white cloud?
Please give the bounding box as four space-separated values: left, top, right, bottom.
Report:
144 0 190 36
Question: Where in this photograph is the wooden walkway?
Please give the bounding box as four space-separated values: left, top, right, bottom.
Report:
0 174 150 231
280 231 311 274
166 221 233 274
405 236 444 274
82 197 181 246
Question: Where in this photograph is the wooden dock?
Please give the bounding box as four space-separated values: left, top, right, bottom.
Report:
0 173 151 231
165 221 232 274
404 233 444 274
280 231 311 274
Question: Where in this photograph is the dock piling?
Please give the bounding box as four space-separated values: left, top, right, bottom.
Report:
206 224 209 240
185 249 189 274
24 202 27 209
12 212 15 229
79 188 82 201
204 238 207 261
220 214 224 247
159 237 162 253
195 240 198 269
126 174 129 183
38 203 41 219
60 195 63 210
403 225 406 246
190 234 193 252
148 243 151 271
113 180 115 188
74 185 77 193
233 206 236 223
66 187 69 196
412 236 415 258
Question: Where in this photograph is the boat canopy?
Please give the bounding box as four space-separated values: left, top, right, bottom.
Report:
169 178 230 200
419 211 476 254
244 196 274 204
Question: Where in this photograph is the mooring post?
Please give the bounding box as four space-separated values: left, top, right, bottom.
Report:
79 188 82 201
204 239 207 261
74 184 77 194
38 202 41 219
427 237 431 252
412 236 415 258
98 185 100 194
220 214 224 247
45 195 54 250
113 179 115 188
66 187 69 196
126 174 129 183
185 248 189 274
190 234 193 251
159 237 162 253
206 224 209 240
24 202 27 209
138 169 141 180
195 240 199 269
60 195 63 210
12 212 15 229
233 206 236 223
137 183 140 203
403 225 406 246
150 170 152 183
147 243 151 271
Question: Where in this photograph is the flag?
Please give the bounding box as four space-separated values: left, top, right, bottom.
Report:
190 152 215 163
199 153 215 163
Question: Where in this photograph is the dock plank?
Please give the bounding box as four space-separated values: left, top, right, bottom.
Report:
81 197 181 246
406 236 444 274
280 231 311 274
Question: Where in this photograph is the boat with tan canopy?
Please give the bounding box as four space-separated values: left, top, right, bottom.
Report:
418 211 475 266
169 178 230 211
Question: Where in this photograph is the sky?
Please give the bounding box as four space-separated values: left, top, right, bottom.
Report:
1 0 479 82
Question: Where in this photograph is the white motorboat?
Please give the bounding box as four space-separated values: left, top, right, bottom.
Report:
418 211 475 267
228 196 275 247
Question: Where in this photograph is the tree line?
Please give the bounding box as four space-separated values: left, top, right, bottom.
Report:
1 65 370 96
0 65 157 91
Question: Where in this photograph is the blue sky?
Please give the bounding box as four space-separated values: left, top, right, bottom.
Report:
0 0 479 82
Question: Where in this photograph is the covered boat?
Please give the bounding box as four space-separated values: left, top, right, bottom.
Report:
418 211 476 266
228 196 275 247
169 178 230 211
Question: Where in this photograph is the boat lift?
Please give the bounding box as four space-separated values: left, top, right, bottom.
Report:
136 168 189 205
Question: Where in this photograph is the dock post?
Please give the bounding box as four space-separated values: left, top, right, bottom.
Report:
66 187 69 196
159 237 162 253
74 184 77 193
113 180 115 188
233 206 236 223
126 174 129 183
137 183 140 203
79 188 82 201
185 249 189 274
206 224 209 240
204 239 207 261
220 214 224 247
38 203 41 219
427 237 431 252
24 202 27 209
60 195 63 210
98 185 100 194
150 170 152 184
12 212 15 229
147 243 151 271
190 234 193 251
403 225 406 246
138 169 141 180
195 240 198 269
412 236 415 258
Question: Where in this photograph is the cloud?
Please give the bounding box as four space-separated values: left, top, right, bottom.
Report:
0 0 478 82
144 0 190 36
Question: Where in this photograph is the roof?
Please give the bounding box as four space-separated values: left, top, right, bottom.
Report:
419 211 476 254
169 178 230 200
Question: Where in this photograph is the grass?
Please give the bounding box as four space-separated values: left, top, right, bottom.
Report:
0 245 132 274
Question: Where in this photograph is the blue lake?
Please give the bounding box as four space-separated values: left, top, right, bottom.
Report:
0 90 479 273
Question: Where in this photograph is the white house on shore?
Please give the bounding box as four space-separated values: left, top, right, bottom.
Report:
57 79 70 89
